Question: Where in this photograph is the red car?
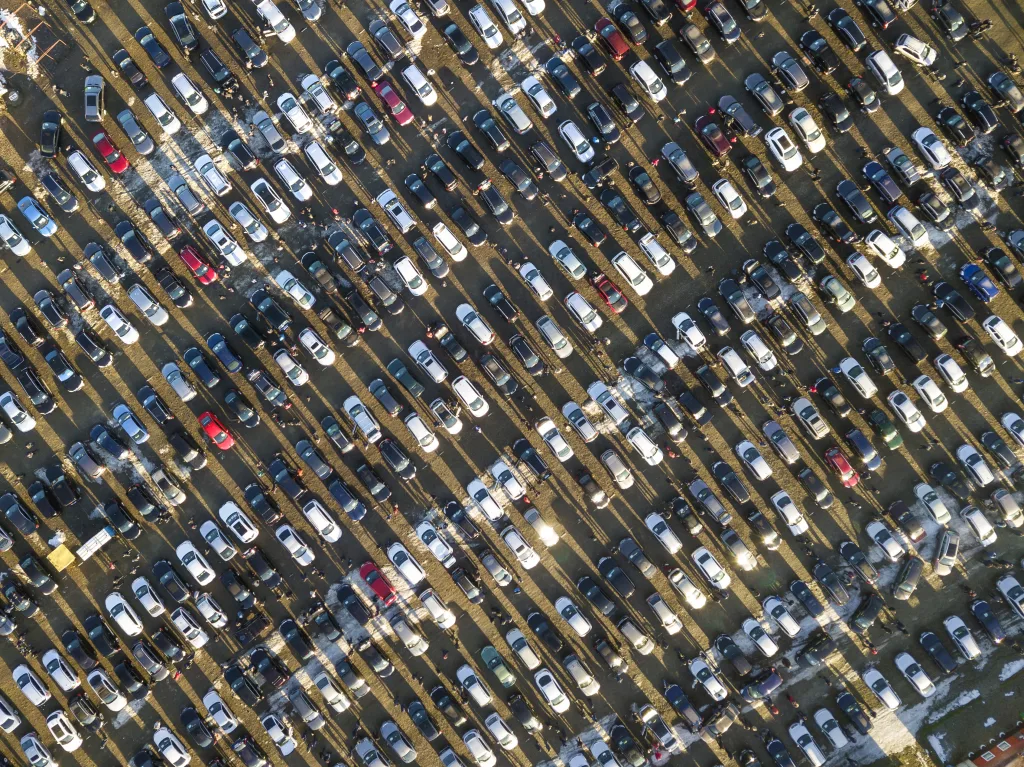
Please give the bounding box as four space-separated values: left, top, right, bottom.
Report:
199 411 235 450
372 81 414 126
589 273 628 314
359 561 397 606
824 446 859 488
178 245 218 285
695 113 735 157
674 0 696 9
595 18 630 60
91 130 130 174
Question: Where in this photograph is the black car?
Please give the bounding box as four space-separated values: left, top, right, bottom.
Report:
223 130 259 171
165 2 198 54
512 438 551 479
324 59 360 100
970 599 1005 644
596 556 636 597
28 480 61 519
789 580 825 617
39 110 63 157
444 500 480 539
937 106 976 147
785 222 827 264
911 304 947 341
836 691 872 735
527 611 563 652
714 634 752 675
62 629 99 670
577 575 615 615
353 209 392 255
743 259 781 301
588 101 621 145
857 0 896 27
103 500 141 540
818 92 853 133
764 241 806 285
610 84 645 125
812 561 850 606
929 460 972 501
357 462 393 500
696 296 730 336
90 423 129 460
280 618 315 661
740 154 776 198
430 685 468 726
712 462 750 505
930 0 967 40
827 7 866 50
572 35 606 75
545 56 581 98
887 322 926 363
836 179 877 223
718 278 756 323
812 203 858 244
220 568 257 609
10 307 43 347
181 707 214 748
661 212 697 252
84 614 120 657
799 30 839 73
472 110 510 152
920 630 959 674
134 26 171 68
154 560 190 603
931 282 974 323
225 664 264 706
600 189 642 232
64 0 96 23
442 22 478 65
198 48 234 88
961 90 998 133
627 166 661 205
572 212 607 247
115 221 155 264
862 161 902 204
940 168 979 212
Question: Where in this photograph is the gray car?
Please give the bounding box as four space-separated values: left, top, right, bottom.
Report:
744 73 784 116
685 191 722 237
354 102 390 145
770 51 809 91
116 109 154 155
167 174 205 215
253 110 286 153
762 419 800 464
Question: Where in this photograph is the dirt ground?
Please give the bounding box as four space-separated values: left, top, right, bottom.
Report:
0 0 1024 764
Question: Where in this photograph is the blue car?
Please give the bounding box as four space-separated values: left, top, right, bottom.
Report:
17 197 58 237
959 263 999 302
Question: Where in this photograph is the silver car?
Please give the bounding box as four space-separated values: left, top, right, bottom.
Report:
116 109 154 155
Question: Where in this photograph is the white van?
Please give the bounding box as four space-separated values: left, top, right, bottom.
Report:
629 60 666 102
143 93 181 135
432 222 467 261
865 229 906 268
488 0 526 35
376 189 416 233
865 50 904 95
401 64 438 106
638 233 675 276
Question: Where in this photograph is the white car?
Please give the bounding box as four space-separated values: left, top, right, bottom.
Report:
558 120 595 164
933 353 968 393
144 92 181 134
193 154 231 196
300 73 337 114
1003 412 1024 447
956 443 995 486
461 733 497 767
692 547 731 590
960 505 997 546
997 575 1024 620
865 229 906 268
740 329 777 371
250 178 291 225
131 576 166 616
865 519 906 562
201 0 227 18
506 629 542 669
688 658 727 701
67 150 105 192
813 709 848 749
982 315 1022 356
765 127 802 171
171 606 209 648
202 690 238 733
672 312 707 350
711 179 747 219
255 0 295 41
467 4 503 48
401 64 437 105
846 252 880 288
219 502 259 543
389 0 427 37
718 346 755 387
791 397 830 439
770 490 808 535
943 615 981 660
47 711 83 752
645 513 682 554
913 483 951 524
887 206 929 249
467 478 504 520
404 413 438 452
601 449 633 489
162 362 196 402
227 202 268 243
562 402 598 442
175 541 215 585
894 34 936 66
669 569 707 609
519 261 553 299
647 594 681 634
386 542 428 586
742 618 779 657
41 650 79 691
0 214 30 256
521 75 556 117
420 588 456 629
785 722 824 767
490 459 525 500
195 593 228 628
788 107 826 153
457 664 493 707
865 49 904 94
394 257 427 296
105 592 144 636
489 0 526 34
408 341 447 383
534 668 570 712
274 349 309 386
202 220 247 265
452 376 489 417
273 270 316 309
100 304 139 344
275 524 315 565
587 381 629 424
911 126 952 170
763 595 800 637
0 391 34 433
304 140 343 185
610 251 653 296
170 72 208 115
302 499 342 542
912 374 947 413
554 596 592 637
154 726 191 767
501 526 540 568
13 665 50 706
638 233 675 276
894 652 936 698
887 390 926 432
565 291 603 333
455 303 495 344
536 417 574 461
838 357 878 398
274 158 313 201
278 92 312 133
627 426 663 465
548 240 588 279
736 441 772 480
297 328 335 366
629 60 666 102
862 666 900 710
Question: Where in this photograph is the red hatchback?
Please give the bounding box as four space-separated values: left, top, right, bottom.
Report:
91 130 130 174
372 81 414 126
824 446 859 487
178 245 218 285
595 18 630 60
695 113 735 157
359 561 397 606
589 273 628 314
199 411 235 450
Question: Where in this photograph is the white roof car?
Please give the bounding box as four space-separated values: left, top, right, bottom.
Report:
894 651 936 698
154 726 191 767
740 329 777 371
788 720 826 767
273 269 316 309
933 353 968 393
887 389 926 432
132 576 166 616
562 402 597 442
394 256 427 296
392 617 429 655
274 158 313 201
143 92 181 134
0 214 30 257
404 412 438 452
847 252 881 288
489 0 526 34
865 519 906 562
555 596 593 636
558 120 595 164
47 710 83 751
402 64 438 105
911 126 952 170
457 664 493 707
41 649 79 691
67 151 105 192
672 312 707 350
219 502 259 543
629 60 666 102
170 72 208 115
912 374 947 413
170 606 209 648
128 284 169 327
718 346 755 387
865 229 906 268
203 690 238 733
344 395 383 442
228 202 269 242
255 0 295 41
688 657 727 701
960 506 997 546
711 179 748 219
467 478 504 520
420 587 456 629
274 349 309 386
467 4 503 48
865 49 904 95
762 595 800 637
390 0 427 37
275 524 315 565
913 482 951 525
627 426 663 465
888 206 929 248
742 618 779 657
297 327 336 366
565 291 603 333
838 357 878 398
300 74 338 114
376 189 416 233
788 107 826 153
455 303 495 345
175 541 215 585
100 304 139 344
519 261 553 299
534 668 570 712
765 127 803 171
692 546 731 590
460 733 496 767
894 34 936 66
501 525 540 568
304 140 343 185
644 512 681 554
202 220 247 265
302 498 342 542
548 239 587 279
490 459 526 500
416 521 456 567
983 315 1022 356
669 568 707 609
587 381 629 424
997 574 1024 620
646 594 681 634
943 615 981 660
563 655 599 696
278 92 312 133
201 0 227 17
194 154 231 196
250 178 291 225
638 233 675 276
536 416 573 461
610 251 653 296
521 75 556 118
432 221 467 261
1003 412 1024 447
506 628 542 669
812 709 848 750
105 591 144 636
